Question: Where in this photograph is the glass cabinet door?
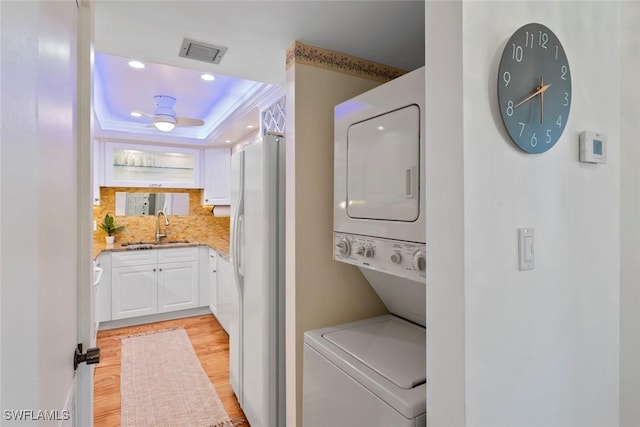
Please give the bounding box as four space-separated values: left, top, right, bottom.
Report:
104 142 201 188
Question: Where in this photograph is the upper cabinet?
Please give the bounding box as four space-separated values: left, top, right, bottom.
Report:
202 148 231 205
104 142 201 188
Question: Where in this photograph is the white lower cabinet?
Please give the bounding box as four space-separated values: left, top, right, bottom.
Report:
208 249 218 314
112 264 157 319
216 255 234 334
110 247 199 321
157 260 198 312
95 252 112 323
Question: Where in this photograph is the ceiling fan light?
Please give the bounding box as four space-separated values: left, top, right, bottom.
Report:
201 73 215 81
154 120 176 132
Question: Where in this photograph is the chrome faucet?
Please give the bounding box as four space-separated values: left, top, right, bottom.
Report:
155 210 169 244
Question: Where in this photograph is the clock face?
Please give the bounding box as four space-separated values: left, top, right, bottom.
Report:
497 23 571 154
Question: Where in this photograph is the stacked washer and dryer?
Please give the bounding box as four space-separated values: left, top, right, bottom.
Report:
303 67 426 426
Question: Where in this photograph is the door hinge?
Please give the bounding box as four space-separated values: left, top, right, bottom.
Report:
74 343 100 370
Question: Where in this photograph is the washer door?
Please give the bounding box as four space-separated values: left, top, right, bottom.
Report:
346 104 420 222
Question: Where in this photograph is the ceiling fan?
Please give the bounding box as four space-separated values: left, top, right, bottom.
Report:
134 95 204 132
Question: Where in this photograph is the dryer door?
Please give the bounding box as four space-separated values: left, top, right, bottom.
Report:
346 104 420 222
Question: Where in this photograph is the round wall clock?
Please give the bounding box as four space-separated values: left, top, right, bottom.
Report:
497 23 571 154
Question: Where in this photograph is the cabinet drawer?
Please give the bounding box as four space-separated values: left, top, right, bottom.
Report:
112 250 157 267
158 247 198 263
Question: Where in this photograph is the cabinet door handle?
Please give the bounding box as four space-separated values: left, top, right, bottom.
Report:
212 269 217 273
159 268 163 272
153 268 157 272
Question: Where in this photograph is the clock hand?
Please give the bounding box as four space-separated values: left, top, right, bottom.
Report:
540 77 544 124
514 81 552 109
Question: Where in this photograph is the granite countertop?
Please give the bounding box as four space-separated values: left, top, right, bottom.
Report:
94 238 229 259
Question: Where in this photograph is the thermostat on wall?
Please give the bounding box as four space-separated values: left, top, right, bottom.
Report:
579 131 607 164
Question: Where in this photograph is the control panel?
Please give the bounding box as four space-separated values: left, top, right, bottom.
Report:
333 232 426 281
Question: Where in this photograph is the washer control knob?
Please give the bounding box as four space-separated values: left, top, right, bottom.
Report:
363 247 375 258
391 252 402 264
356 246 365 256
335 239 351 257
412 250 426 272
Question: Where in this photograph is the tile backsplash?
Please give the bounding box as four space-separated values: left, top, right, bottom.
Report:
93 187 230 256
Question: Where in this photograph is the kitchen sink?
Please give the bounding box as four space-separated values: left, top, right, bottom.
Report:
121 240 190 250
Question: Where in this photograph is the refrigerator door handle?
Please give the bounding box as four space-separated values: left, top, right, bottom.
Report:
237 214 244 277
232 206 242 280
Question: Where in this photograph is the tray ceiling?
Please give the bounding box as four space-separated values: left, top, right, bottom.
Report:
93 1 425 147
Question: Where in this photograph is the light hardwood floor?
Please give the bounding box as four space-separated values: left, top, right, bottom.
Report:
94 314 248 426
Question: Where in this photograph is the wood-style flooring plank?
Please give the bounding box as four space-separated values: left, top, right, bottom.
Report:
94 314 248 426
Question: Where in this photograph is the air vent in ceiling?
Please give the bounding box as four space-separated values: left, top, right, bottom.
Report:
179 38 228 64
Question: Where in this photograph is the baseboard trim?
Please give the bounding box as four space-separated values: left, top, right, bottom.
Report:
98 307 211 330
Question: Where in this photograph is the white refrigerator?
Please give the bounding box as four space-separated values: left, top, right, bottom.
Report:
230 133 286 427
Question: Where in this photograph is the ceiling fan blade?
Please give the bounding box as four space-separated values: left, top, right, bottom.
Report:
175 116 204 127
132 110 155 119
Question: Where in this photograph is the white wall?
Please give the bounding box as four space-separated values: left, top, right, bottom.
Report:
1 0 79 422
425 1 466 426
285 59 389 427
620 3 640 426
428 2 621 426
464 3 620 426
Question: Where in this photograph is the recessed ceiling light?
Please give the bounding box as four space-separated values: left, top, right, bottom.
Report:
225 140 232 143
128 60 145 69
201 73 215 81
377 126 385 130
246 124 254 129
130 112 142 118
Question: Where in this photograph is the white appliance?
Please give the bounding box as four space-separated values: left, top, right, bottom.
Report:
333 67 425 244
304 66 426 427
92 260 104 347
230 132 285 427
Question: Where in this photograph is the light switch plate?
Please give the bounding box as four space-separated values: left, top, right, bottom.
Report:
518 227 535 271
